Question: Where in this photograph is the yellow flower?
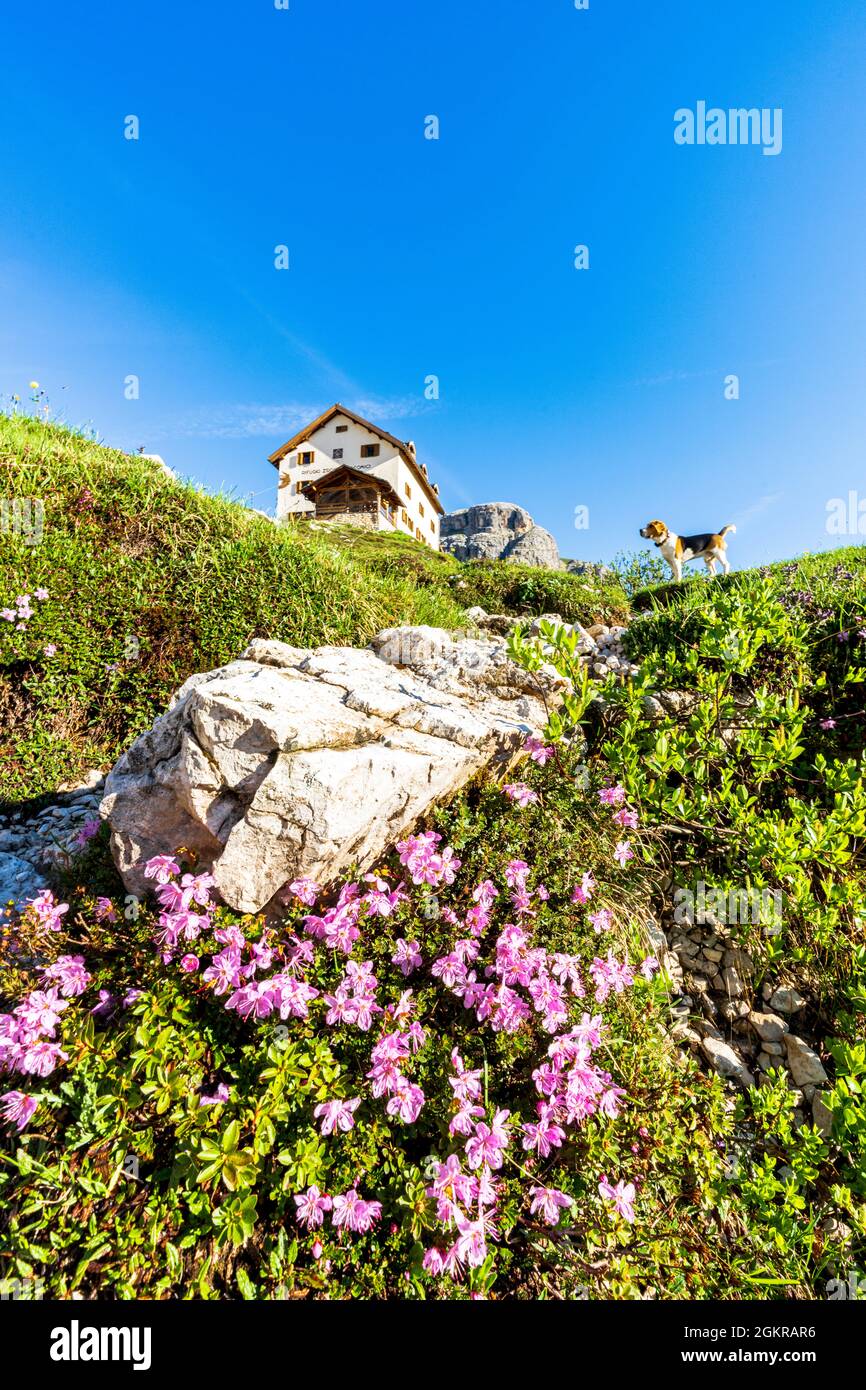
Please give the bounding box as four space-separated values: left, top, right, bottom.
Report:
29 380 39 390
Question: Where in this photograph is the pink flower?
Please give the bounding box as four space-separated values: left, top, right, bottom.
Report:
521 1113 565 1158
588 907 614 934
820 718 836 730
386 1079 425 1124
294 1185 333 1229
524 735 554 765
143 855 180 884
331 1189 382 1233
599 1177 637 1223
589 950 636 1003
465 1112 510 1170
613 840 634 867
288 877 320 906
94 896 118 923
529 1185 573 1226
1 1090 38 1131
503 782 538 808
73 817 101 849
599 784 626 806
422 1247 446 1275
20 1040 68 1077
199 1083 231 1106
27 890 69 933
391 938 422 976
34 588 49 601
395 831 460 888
44 643 57 657
612 808 639 830
640 955 659 980
180 953 199 973
314 1097 361 1135
454 1214 490 1268
41 955 90 997
571 872 596 904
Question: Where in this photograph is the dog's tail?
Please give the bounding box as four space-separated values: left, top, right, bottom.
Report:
719 524 736 538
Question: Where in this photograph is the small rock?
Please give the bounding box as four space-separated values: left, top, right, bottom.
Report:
783 1035 829 1087
687 975 710 995
748 1010 788 1043
721 966 744 997
700 1036 756 1088
0 851 50 912
821 1215 851 1241
723 947 754 975
812 1092 833 1137
769 986 807 1015
694 1020 723 1040
720 1000 750 1022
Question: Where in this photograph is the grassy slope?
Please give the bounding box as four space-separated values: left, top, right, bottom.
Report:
2 415 866 1301
0 415 624 802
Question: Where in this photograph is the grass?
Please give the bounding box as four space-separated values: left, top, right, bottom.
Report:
0 413 628 802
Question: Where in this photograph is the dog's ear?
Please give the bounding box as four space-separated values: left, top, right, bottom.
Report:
646 520 667 539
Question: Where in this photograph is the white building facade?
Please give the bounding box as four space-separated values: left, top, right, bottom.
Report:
269 404 443 549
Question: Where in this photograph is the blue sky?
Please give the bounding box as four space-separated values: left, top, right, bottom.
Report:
2 0 866 568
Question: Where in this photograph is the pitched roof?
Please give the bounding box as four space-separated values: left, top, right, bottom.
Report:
297 463 401 509
268 403 444 514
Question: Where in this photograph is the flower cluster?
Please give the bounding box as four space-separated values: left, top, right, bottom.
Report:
0 974 76 1125
503 782 538 808
1 587 48 631
396 831 461 887
134 823 646 1278
597 784 640 864
524 734 554 766
294 1184 382 1234
27 889 69 933
367 999 426 1124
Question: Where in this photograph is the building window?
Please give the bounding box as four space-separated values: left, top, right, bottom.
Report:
430 520 435 533
332 448 343 460
405 482 412 499
401 508 409 524
419 502 425 517
335 424 348 433
298 450 314 467
360 443 380 458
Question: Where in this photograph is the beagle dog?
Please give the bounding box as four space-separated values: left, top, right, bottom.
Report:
640 519 736 582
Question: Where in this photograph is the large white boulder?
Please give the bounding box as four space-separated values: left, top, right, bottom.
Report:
100 629 563 914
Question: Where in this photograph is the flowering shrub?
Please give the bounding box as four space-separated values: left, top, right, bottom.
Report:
102 804 664 1287
2 758 743 1299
